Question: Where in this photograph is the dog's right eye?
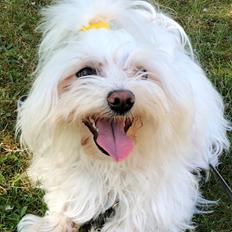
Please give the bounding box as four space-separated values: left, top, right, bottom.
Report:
76 67 97 78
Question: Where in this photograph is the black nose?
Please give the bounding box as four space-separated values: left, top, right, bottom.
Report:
107 90 135 115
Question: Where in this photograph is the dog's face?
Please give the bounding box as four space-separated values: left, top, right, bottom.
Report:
55 30 153 162
40 28 192 163
19 1 198 165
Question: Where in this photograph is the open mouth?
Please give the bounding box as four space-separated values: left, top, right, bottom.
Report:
83 117 134 162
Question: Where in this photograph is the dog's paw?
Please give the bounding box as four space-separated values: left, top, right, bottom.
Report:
17 213 79 232
17 214 43 232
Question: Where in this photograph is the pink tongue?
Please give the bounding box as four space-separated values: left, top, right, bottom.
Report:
96 119 134 162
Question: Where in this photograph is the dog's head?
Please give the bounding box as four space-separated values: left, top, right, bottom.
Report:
18 0 228 166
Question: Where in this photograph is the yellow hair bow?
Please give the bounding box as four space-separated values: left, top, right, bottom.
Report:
80 18 110 32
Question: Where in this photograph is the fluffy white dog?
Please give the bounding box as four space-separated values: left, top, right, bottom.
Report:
17 0 230 231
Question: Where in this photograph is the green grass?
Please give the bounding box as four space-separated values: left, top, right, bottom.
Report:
0 0 231 231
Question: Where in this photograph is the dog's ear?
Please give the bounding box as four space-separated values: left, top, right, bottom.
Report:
16 66 59 153
193 85 230 169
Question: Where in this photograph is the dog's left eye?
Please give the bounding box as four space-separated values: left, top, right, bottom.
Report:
76 67 97 78
141 69 148 79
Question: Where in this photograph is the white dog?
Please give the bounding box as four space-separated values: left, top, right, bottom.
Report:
17 0 230 231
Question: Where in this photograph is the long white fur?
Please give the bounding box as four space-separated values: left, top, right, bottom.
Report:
17 0 230 231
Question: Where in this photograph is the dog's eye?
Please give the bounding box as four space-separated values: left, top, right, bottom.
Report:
76 67 97 78
141 69 148 79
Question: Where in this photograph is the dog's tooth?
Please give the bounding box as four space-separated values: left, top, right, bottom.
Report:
90 117 98 132
93 122 98 132
89 117 95 125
